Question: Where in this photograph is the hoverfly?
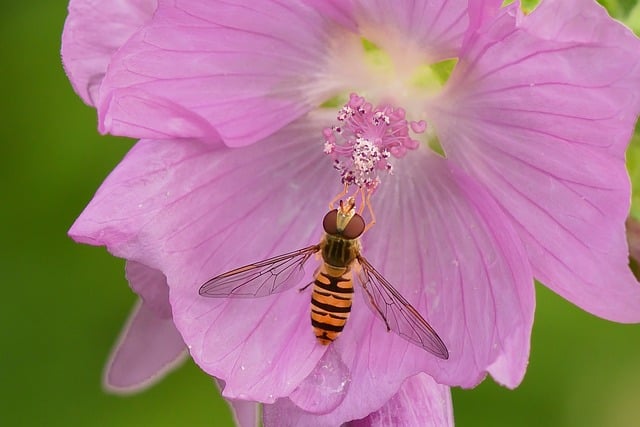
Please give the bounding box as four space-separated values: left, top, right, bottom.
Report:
199 190 449 359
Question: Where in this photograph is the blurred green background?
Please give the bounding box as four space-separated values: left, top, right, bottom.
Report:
1 1 640 426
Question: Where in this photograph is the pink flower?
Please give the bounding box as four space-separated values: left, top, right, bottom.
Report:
62 0 640 425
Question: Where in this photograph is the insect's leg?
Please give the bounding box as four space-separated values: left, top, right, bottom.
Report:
357 187 366 215
358 272 391 331
329 183 349 210
363 189 377 233
299 264 320 292
298 281 314 292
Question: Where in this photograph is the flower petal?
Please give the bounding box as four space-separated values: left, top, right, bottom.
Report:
351 0 471 60
97 0 338 145
227 399 260 427
347 374 453 427
301 0 358 31
438 0 640 155
216 380 261 427
104 262 187 393
71 114 341 402
263 373 452 427
61 0 157 105
343 151 534 391
434 0 640 322
308 0 475 60
462 0 503 49
519 0 640 156
125 260 172 318
103 297 187 393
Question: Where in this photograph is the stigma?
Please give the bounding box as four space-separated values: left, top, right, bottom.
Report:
323 93 426 190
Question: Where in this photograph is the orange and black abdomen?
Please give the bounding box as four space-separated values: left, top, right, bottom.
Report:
311 265 354 345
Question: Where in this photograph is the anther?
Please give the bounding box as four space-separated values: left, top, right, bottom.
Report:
323 93 426 190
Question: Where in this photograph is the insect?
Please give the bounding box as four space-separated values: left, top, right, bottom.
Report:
199 190 449 359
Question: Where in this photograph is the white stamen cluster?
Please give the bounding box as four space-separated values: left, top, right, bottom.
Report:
334 137 391 188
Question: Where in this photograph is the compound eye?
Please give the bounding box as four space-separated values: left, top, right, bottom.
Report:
342 213 365 239
322 209 339 235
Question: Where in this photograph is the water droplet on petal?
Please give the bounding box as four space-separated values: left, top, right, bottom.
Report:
289 346 351 414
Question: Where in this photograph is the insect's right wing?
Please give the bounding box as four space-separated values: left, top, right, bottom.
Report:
199 245 320 298
356 255 449 359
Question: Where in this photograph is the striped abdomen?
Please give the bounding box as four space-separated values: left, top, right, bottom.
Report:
311 264 354 345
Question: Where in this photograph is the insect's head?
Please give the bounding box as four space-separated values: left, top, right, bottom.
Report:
322 197 366 239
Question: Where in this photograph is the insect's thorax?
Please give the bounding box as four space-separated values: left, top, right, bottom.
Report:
320 233 360 269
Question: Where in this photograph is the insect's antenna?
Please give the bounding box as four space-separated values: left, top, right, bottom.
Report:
329 183 349 210
339 197 356 214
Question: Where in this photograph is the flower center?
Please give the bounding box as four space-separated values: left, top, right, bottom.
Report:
322 35 457 160
356 38 457 104
359 37 457 94
323 93 426 190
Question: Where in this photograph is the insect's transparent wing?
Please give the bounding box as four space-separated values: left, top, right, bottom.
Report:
199 245 320 298
356 256 449 359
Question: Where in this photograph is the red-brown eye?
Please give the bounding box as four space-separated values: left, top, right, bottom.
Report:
343 213 365 239
322 209 338 235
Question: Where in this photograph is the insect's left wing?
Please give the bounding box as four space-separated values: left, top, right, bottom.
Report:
199 245 320 298
356 255 449 359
